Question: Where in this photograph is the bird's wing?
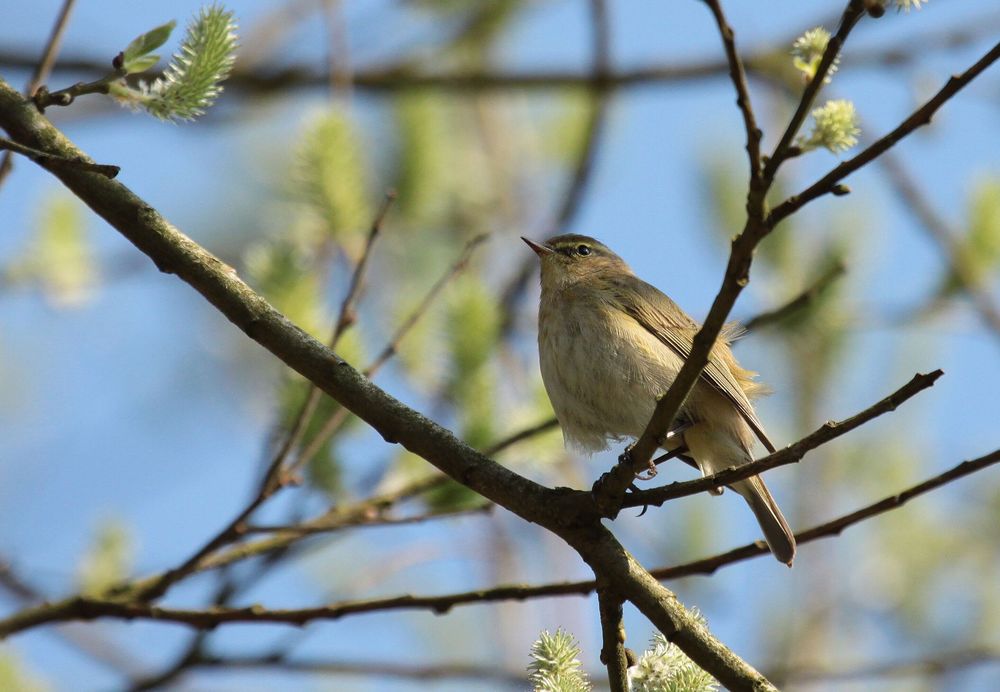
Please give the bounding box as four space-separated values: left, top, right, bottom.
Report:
617 278 776 453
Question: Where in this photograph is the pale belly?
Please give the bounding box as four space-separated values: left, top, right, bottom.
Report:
538 301 685 451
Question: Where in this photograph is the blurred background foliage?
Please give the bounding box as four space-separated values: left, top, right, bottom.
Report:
1 1 999 690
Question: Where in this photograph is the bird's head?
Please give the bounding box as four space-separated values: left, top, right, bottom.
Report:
522 234 630 290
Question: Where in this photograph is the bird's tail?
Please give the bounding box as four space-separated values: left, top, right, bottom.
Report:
731 476 796 566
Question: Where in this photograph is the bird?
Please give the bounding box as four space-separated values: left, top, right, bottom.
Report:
523 233 795 565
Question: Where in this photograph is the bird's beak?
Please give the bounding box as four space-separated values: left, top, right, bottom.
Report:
521 237 554 256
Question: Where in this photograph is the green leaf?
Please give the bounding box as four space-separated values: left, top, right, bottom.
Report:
123 53 161 74
122 20 176 71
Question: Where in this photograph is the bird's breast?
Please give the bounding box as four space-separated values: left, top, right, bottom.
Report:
537 292 684 448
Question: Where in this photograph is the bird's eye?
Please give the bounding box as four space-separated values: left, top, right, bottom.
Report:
576 244 591 256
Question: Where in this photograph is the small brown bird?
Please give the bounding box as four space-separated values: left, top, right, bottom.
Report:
524 234 795 565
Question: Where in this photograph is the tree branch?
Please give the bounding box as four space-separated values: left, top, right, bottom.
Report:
4 14 996 97
244 503 492 536
591 31 997 515
623 370 942 509
597 586 630 692
762 0 868 182
195 652 535 686
769 39 1000 226
3 444 997 647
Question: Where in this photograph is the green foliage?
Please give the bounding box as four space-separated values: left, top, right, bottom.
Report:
631 621 718 692
527 629 590 692
0 652 47 692
113 4 237 121
77 519 133 597
293 110 372 243
121 20 176 74
7 193 96 308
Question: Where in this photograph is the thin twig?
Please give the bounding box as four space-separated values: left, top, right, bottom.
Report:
270 191 396 482
623 370 942 508
244 502 492 536
371 233 489 374
701 0 762 184
762 0 867 182
322 0 354 103
195 654 534 686
0 0 77 187
0 136 119 177
769 40 1000 226
333 191 397 347
0 561 144 677
26 0 78 98
5 445 997 637
743 260 846 331
482 417 558 456
31 70 125 111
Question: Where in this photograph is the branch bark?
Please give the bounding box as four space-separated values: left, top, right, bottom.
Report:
597 586 630 692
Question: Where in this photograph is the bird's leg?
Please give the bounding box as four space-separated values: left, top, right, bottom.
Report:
657 421 691 447
634 423 692 480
